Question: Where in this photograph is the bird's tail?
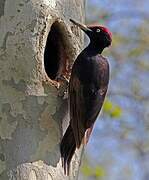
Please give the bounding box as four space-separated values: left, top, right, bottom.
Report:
60 125 76 175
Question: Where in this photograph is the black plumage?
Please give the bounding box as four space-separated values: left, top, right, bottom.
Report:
60 19 112 175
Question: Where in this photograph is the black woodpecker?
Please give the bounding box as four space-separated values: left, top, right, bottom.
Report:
60 19 112 175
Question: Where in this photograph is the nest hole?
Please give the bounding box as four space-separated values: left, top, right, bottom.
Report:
44 21 70 81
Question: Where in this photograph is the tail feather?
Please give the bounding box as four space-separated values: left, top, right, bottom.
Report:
60 125 76 175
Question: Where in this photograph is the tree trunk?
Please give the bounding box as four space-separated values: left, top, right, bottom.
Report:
0 0 85 179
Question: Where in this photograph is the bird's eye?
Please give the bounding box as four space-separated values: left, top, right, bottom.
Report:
96 29 101 32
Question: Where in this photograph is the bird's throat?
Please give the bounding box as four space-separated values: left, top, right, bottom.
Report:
85 43 104 55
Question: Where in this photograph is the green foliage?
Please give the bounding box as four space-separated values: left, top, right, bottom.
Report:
128 48 143 57
81 165 105 179
81 165 93 176
137 61 149 71
103 99 122 118
94 166 105 177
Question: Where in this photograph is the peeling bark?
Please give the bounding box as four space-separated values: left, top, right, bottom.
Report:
0 0 85 179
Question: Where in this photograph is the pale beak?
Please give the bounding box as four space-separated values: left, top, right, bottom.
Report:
70 19 92 32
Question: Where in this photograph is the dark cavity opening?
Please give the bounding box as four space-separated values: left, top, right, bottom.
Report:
44 21 69 80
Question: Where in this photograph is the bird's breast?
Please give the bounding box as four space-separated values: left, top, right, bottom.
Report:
75 55 109 87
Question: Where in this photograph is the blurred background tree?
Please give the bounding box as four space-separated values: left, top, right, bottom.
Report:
79 0 149 180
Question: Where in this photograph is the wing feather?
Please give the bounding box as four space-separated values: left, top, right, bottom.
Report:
69 73 85 148
69 56 109 148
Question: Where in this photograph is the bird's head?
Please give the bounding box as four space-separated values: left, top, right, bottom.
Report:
70 19 112 51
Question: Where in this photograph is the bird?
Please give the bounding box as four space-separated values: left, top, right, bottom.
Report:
60 19 112 175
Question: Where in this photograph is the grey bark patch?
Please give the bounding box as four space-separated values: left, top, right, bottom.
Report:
0 153 5 161
0 170 9 180
2 79 26 92
1 115 46 169
22 96 48 125
25 0 30 3
52 98 68 125
2 103 19 123
44 144 60 166
2 103 11 114
27 19 37 32
1 32 14 50
19 3 24 7
0 0 5 18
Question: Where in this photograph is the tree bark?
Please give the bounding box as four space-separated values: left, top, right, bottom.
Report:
0 0 85 179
